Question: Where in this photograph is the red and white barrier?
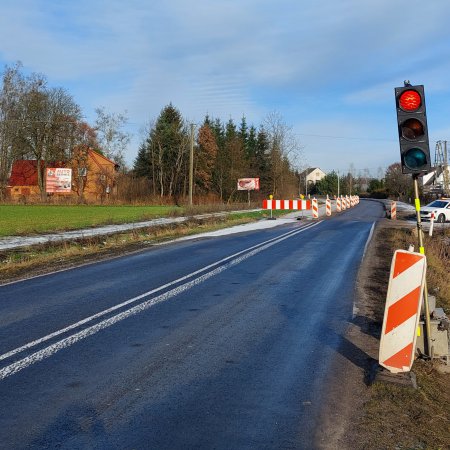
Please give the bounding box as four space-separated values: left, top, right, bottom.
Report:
346 196 350 209
312 198 319 219
391 201 397 220
336 197 342 212
341 195 346 210
429 212 435 236
326 196 331 216
379 250 427 373
263 199 311 210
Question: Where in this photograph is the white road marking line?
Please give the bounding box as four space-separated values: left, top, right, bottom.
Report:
0 224 313 363
0 222 322 380
353 221 376 318
362 221 376 259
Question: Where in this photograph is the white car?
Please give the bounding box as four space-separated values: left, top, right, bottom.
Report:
420 199 450 223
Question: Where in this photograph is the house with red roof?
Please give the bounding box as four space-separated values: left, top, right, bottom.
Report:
7 149 118 202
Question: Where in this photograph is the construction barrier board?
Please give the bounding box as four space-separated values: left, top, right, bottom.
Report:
262 199 311 210
379 250 427 373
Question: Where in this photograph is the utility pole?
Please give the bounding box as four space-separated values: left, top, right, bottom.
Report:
337 170 340 198
189 123 194 206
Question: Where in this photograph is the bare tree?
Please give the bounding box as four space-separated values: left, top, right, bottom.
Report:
16 77 82 200
0 63 26 199
385 162 411 200
94 107 131 171
263 111 303 197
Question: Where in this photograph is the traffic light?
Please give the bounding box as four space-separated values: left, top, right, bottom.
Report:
394 84 431 175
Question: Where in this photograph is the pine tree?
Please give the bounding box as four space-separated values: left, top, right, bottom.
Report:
148 103 188 198
247 125 257 170
238 115 248 157
133 142 151 178
195 124 218 194
255 127 270 195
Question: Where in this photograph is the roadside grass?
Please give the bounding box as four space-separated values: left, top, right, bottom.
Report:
0 205 184 236
354 225 450 450
0 209 283 282
360 360 450 450
391 226 450 312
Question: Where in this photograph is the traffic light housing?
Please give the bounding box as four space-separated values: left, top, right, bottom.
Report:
394 84 431 175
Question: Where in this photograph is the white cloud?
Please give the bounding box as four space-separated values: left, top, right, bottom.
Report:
2 0 450 167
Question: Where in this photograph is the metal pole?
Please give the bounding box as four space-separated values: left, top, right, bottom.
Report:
413 175 433 357
189 123 194 206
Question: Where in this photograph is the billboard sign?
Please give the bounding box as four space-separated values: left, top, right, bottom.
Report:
237 178 260 191
46 168 72 193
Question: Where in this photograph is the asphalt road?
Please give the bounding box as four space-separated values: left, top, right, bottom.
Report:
0 200 384 449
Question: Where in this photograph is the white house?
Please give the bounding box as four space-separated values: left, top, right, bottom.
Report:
303 167 326 184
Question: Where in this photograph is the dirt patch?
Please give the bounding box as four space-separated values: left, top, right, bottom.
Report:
319 218 450 450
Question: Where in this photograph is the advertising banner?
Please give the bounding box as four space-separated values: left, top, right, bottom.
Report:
46 168 72 193
237 178 260 191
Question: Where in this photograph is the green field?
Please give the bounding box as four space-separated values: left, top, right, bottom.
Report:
0 205 182 236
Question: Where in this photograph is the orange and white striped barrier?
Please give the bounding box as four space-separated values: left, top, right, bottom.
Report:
346 196 350 209
263 199 311 210
336 197 342 212
391 201 397 220
312 198 319 219
326 196 331 216
379 250 427 373
341 195 346 210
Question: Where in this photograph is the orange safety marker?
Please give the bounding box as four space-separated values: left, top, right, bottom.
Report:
312 198 319 219
379 250 427 373
336 197 341 212
341 195 346 210
326 196 331 216
346 195 350 209
391 201 397 220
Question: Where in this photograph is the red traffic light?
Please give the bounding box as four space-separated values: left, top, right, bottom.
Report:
399 90 421 111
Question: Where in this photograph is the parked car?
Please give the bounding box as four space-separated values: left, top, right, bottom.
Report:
420 199 450 223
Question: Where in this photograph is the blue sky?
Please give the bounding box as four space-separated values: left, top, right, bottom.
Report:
1 0 450 176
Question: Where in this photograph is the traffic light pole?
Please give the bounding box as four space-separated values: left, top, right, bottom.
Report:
413 175 433 358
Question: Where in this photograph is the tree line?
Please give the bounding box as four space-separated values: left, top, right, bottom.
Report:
132 104 304 203
1 62 413 204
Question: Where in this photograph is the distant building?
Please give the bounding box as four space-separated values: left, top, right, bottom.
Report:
301 167 326 184
7 149 119 202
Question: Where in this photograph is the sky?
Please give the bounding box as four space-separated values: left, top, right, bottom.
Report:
1 0 450 177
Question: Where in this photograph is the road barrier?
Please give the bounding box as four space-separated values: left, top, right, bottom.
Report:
391 201 397 220
312 198 319 219
379 250 427 373
341 195 346 210
346 195 350 209
326 196 331 216
336 197 342 212
429 213 435 236
262 199 311 210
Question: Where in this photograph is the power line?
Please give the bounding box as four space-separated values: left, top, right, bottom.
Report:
293 132 397 142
